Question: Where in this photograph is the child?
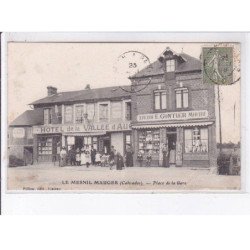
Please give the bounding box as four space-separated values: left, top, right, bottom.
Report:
80 149 86 166
100 153 107 167
146 150 152 167
85 151 91 168
137 151 143 167
95 151 101 166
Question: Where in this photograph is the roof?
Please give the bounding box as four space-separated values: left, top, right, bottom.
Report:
30 85 131 106
9 109 44 126
131 52 201 78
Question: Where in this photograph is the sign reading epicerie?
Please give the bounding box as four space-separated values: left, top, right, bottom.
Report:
33 122 131 134
137 110 209 122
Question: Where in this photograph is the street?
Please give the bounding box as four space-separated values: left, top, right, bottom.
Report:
7 164 241 191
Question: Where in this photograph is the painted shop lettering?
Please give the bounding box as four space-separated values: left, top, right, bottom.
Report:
33 122 131 134
137 110 208 122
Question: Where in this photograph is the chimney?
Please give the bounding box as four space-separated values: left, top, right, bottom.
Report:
47 86 57 96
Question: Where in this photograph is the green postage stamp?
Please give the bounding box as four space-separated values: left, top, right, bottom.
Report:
202 46 240 85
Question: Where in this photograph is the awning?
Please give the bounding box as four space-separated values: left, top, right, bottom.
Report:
62 132 107 137
132 121 213 129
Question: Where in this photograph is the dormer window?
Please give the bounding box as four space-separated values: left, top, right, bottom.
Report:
166 59 175 72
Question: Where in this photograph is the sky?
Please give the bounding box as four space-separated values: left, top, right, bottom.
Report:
7 42 240 143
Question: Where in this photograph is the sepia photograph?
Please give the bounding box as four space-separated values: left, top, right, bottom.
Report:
6 41 241 191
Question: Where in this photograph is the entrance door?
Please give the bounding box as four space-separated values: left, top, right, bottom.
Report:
75 137 83 150
24 146 33 165
167 133 177 166
103 138 111 154
98 135 111 154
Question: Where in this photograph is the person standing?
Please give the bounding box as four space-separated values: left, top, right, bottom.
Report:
146 150 152 167
68 146 76 166
80 148 86 166
109 146 116 170
137 151 143 167
59 147 67 167
125 145 134 167
75 148 81 166
85 151 91 168
162 143 169 168
91 146 97 166
116 152 124 170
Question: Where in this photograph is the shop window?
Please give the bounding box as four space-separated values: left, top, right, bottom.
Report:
166 59 175 72
176 88 189 108
38 137 53 155
125 134 131 145
44 108 52 124
75 104 85 123
99 103 109 122
111 101 122 120
64 105 73 123
184 127 208 153
154 91 167 110
86 103 95 121
82 136 97 149
92 137 98 150
138 130 160 154
125 101 132 121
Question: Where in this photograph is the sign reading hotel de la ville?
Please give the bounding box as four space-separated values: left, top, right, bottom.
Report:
137 110 209 122
33 121 131 134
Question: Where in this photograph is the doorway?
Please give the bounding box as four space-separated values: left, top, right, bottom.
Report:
75 137 83 150
24 146 33 165
98 135 111 154
167 133 177 166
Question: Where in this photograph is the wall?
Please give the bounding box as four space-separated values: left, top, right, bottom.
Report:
131 72 216 121
8 126 34 159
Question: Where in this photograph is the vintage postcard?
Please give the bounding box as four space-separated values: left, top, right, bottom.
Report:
4 37 241 192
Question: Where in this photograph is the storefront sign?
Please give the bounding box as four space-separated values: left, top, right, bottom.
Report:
137 110 209 122
12 127 25 138
33 121 131 134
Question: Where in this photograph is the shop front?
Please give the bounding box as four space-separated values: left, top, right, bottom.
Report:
133 110 216 168
33 121 131 162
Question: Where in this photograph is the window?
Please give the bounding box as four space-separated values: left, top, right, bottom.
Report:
184 127 208 153
99 103 109 122
125 134 131 145
83 136 97 150
176 88 189 108
44 108 52 124
64 105 73 123
154 91 167 110
111 102 122 120
138 130 160 154
55 105 62 124
75 104 85 123
166 59 175 72
86 103 95 121
125 101 132 121
38 137 53 155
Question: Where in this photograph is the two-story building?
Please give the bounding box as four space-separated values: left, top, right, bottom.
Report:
130 47 216 167
9 85 132 163
9 47 216 168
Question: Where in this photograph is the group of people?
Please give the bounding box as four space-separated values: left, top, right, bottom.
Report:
137 143 172 168
59 143 172 168
59 145 134 170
